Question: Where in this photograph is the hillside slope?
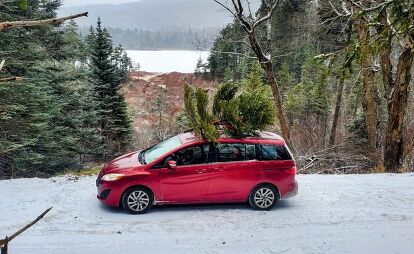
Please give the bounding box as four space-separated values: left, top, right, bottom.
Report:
121 71 215 132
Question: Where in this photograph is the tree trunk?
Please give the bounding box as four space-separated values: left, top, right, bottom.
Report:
246 35 293 149
329 77 345 146
354 13 381 151
383 46 413 172
376 9 414 172
0 237 7 254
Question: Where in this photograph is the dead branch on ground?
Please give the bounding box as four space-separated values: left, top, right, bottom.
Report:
0 208 52 254
0 77 25 83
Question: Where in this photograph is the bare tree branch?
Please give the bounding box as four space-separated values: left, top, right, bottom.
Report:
0 12 88 31
232 0 253 32
0 77 25 83
342 0 396 16
0 208 52 247
213 0 237 18
245 0 253 18
0 60 4 71
329 1 346 17
359 0 396 14
253 0 280 28
211 50 257 59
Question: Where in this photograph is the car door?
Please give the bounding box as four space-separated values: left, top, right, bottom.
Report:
206 143 260 202
156 143 211 203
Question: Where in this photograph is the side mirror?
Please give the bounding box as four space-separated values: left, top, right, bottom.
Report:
167 160 177 170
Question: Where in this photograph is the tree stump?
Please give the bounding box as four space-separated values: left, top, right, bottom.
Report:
0 236 8 254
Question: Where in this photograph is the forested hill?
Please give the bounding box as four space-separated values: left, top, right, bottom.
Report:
59 0 234 50
87 27 219 50
60 0 232 30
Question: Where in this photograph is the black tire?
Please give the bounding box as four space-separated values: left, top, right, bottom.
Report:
122 187 154 214
248 184 279 210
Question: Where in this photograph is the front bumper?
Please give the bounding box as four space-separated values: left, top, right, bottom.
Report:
282 179 298 199
96 179 124 207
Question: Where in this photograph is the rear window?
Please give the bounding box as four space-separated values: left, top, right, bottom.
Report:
258 144 291 161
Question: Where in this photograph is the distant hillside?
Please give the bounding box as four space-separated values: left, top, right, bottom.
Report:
86 27 218 50
59 0 233 30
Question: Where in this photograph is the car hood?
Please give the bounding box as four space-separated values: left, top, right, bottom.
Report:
101 151 143 174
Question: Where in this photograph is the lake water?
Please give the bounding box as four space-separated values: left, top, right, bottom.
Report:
126 50 210 73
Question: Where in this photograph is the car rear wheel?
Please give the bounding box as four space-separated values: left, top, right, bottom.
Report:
249 185 279 210
122 187 153 214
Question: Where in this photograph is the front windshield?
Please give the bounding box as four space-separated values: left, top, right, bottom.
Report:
143 136 182 164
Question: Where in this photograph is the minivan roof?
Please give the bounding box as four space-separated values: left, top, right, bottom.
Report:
178 131 286 145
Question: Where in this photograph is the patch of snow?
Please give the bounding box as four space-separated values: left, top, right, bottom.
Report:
126 50 209 73
0 174 413 254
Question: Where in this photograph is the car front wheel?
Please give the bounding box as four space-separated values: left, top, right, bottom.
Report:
249 185 279 210
122 187 154 214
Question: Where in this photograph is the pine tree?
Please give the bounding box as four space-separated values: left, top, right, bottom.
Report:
88 18 132 159
194 56 203 77
214 62 276 137
277 63 295 98
184 83 218 141
183 62 276 140
0 0 98 177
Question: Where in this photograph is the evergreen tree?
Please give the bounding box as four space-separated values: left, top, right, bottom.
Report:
277 63 295 98
0 0 101 177
284 49 331 128
88 18 132 159
184 83 218 141
207 21 248 80
113 44 131 82
217 62 276 137
0 59 101 177
184 62 276 140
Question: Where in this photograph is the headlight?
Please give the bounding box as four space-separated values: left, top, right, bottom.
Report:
101 173 125 181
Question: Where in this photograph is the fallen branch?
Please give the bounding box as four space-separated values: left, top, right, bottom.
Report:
298 156 319 172
0 12 88 31
0 77 25 83
0 207 52 251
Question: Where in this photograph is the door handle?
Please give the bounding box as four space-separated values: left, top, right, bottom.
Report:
196 169 208 174
212 167 224 172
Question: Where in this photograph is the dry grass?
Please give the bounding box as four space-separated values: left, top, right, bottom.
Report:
62 165 103 177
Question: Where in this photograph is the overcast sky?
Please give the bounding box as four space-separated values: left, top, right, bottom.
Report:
63 0 140 6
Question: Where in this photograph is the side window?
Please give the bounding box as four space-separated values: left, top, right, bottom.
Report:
175 144 209 166
215 143 245 162
259 144 291 161
152 144 210 168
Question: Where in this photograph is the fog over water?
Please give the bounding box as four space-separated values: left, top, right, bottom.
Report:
126 50 209 73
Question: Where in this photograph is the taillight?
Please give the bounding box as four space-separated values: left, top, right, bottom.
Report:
286 166 296 175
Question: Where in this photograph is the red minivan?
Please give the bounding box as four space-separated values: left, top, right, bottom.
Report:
97 131 298 214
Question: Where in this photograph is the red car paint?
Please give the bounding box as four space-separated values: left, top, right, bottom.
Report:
97 131 298 208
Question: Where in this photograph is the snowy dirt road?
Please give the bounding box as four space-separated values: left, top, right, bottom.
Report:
1 174 413 254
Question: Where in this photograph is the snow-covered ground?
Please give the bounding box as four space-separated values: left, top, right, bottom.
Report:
1 174 413 254
126 50 210 73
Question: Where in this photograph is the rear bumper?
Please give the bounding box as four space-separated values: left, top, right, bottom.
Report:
282 179 298 199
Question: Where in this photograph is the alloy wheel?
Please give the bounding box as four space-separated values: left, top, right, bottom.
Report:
127 190 150 212
254 187 275 209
